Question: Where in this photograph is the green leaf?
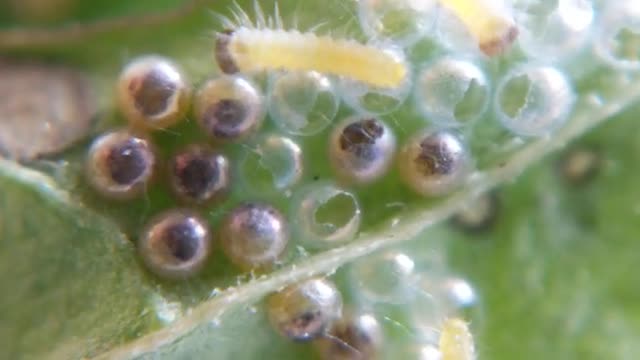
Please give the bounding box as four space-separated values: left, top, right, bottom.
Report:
2 1 640 359
0 160 154 359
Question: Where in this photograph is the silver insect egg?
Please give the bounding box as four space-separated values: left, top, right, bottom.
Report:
194 75 264 142
219 203 289 270
267 278 343 342
169 145 230 205
138 209 212 279
329 115 396 185
85 129 156 200
117 55 191 130
399 129 471 196
316 311 384 360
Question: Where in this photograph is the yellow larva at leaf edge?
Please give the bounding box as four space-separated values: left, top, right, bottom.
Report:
439 0 518 56
439 317 476 360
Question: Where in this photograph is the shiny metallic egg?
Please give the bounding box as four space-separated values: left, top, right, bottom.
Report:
329 116 396 184
219 203 288 270
268 278 343 342
138 209 212 279
316 312 383 360
169 145 230 204
117 55 191 129
85 129 155 199
194 76 264 142
399 129 471 196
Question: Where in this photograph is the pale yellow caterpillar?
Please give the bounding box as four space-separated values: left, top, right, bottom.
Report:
214 2 408 89
439 317 476 360
439 0 518 56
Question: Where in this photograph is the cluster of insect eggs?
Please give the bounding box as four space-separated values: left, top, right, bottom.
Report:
86 55 294 278
82 4 535 357
265 274 476 359
86 0 594 280
85 51 474 276
83 54 473 359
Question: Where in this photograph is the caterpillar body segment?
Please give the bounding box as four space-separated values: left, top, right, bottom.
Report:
440 317 476 360
216 28 408 88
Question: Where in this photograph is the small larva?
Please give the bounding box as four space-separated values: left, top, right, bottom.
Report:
439 317 476 360
439 0 518 56
214 3 408 89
